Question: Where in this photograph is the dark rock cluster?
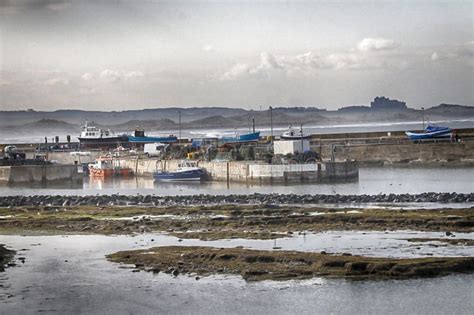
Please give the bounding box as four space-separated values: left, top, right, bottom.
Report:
0 192 473 207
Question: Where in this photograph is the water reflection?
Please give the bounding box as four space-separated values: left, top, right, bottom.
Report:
1 233 473 314
0 167 473 196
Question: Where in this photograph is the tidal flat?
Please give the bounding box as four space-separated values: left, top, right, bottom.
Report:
0 202 473 282
0 204 472 237
107 245 474 281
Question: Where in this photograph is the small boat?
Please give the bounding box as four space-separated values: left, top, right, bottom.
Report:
280 125 310 140
78 121 128 149
405 125 452 140
127 128 178 144
220 131 260 145
153 161 206 182
88 157 133 177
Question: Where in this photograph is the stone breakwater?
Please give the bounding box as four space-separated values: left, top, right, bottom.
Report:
1 192 473 207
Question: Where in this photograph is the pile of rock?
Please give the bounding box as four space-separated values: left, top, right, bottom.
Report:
0 192 473 207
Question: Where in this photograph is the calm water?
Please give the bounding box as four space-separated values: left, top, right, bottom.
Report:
1 167 473 196
1 166 473 313
1 233 473 314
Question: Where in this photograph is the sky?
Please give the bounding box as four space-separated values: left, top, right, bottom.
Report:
0 0 473 111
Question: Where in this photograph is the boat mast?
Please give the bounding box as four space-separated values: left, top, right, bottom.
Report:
300 123 304 156
178 110 181 143
421 107 425 130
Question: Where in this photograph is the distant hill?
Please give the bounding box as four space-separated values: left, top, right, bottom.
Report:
337 105 371 112
425 104 474 116
185 115 239 128
0 107 248 126
1 119 79 131
0 102 472 136
110 119 178 131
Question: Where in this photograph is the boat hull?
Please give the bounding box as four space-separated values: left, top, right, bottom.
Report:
89 168 133 177
153 169 205 182
78 136 129 149
405 125 452 140
280 134 311 140
127 136 178 143
220 132 260 145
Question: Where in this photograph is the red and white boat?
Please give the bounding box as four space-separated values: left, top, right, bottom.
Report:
88 156 133 177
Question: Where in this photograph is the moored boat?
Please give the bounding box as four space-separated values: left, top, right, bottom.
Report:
153 161 205 182
127 128 178 144
405 125 452 140
78 121 128 149
280 125 310 140
220 131 260 145
88 157 133 177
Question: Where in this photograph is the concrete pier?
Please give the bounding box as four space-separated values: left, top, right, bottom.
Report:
0 164 81 185
116 158 358 183
318 141 474 165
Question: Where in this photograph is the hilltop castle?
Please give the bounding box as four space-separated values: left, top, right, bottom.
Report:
370 96 407 111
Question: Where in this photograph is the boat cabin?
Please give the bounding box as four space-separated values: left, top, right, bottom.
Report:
178 161 199 169
80 121 112 138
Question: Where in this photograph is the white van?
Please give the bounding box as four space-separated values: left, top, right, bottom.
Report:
144 142 168 156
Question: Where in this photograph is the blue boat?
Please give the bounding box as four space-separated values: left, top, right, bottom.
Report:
153 161 206 182
405 125 452 140
220 132 260 145
127 128 178 144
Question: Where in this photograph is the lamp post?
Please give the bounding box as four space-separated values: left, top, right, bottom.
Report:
248 114 251 133
299 124 305 163
269 106 274 150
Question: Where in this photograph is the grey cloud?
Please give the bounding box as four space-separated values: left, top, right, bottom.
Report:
44 77 69 86
98 69 145 83
221 44 408 80
431 41 474 63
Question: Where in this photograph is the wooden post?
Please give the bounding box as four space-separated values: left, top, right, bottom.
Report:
226 162 230 185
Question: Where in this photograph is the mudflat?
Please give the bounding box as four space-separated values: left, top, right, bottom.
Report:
2 203 473 281
107 246 474 281
0 204 472 237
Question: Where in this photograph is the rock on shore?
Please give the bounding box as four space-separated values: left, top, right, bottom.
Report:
0 192 473 208
0 244 15 272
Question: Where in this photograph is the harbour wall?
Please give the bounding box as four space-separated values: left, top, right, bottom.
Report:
117 158 358 183
47 151 102 165
0 164 81 185
318 142 474 165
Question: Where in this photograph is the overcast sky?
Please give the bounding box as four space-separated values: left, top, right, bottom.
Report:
0 0 473 111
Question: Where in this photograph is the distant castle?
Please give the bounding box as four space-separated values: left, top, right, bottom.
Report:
370 96 407 111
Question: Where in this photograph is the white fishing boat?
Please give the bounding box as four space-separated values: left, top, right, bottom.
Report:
78 121 128 149
280 125 311 140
